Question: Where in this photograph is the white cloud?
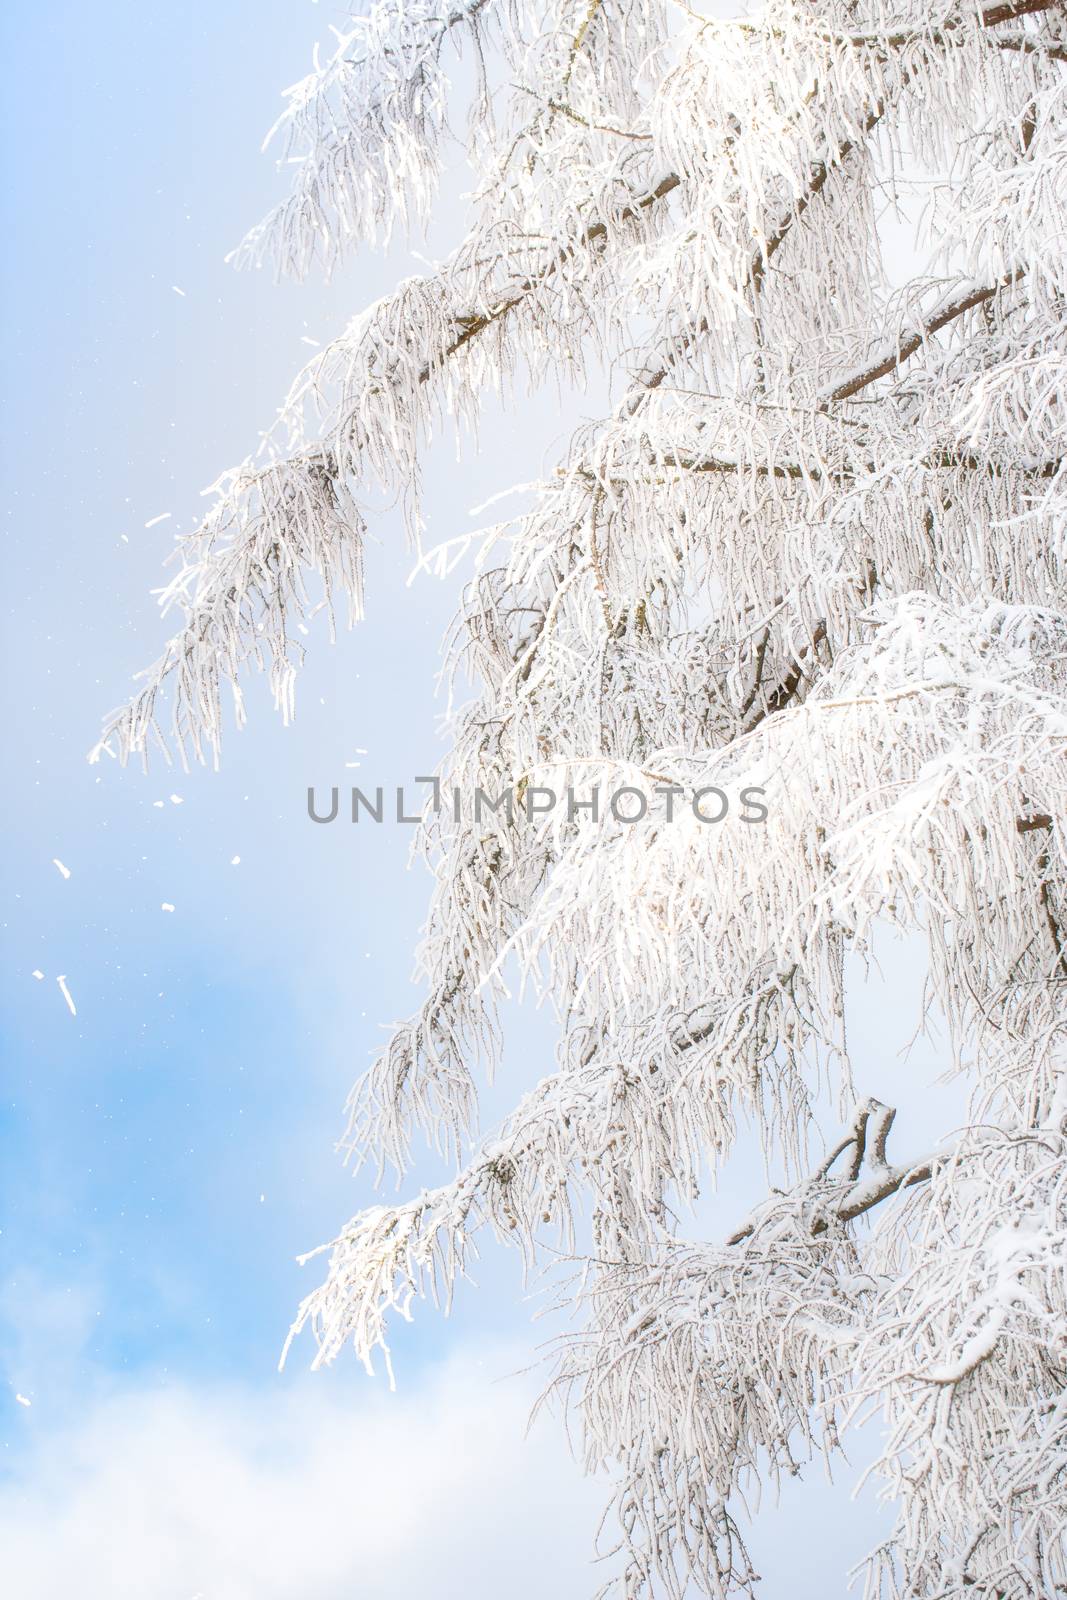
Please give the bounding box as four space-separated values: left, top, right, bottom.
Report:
0 1266 893 1598
0 1343 605 1600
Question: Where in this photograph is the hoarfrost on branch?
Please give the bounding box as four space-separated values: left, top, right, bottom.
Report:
100 2 1067 1594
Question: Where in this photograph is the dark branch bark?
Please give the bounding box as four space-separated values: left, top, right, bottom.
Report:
997 32 1067 62
823 272 1025 403
1036 848 1067 977
981 0 1061 25
422 173 681 383
741 621 828 733
726 1098 941 1245
1018 813 1054 833
641 451 1061 482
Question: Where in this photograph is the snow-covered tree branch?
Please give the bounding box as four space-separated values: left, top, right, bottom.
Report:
100 0 1066 1592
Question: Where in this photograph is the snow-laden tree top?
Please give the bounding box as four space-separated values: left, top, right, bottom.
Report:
99 3 1066 1595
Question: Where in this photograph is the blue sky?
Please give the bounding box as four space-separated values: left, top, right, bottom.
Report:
0 5 970 1594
